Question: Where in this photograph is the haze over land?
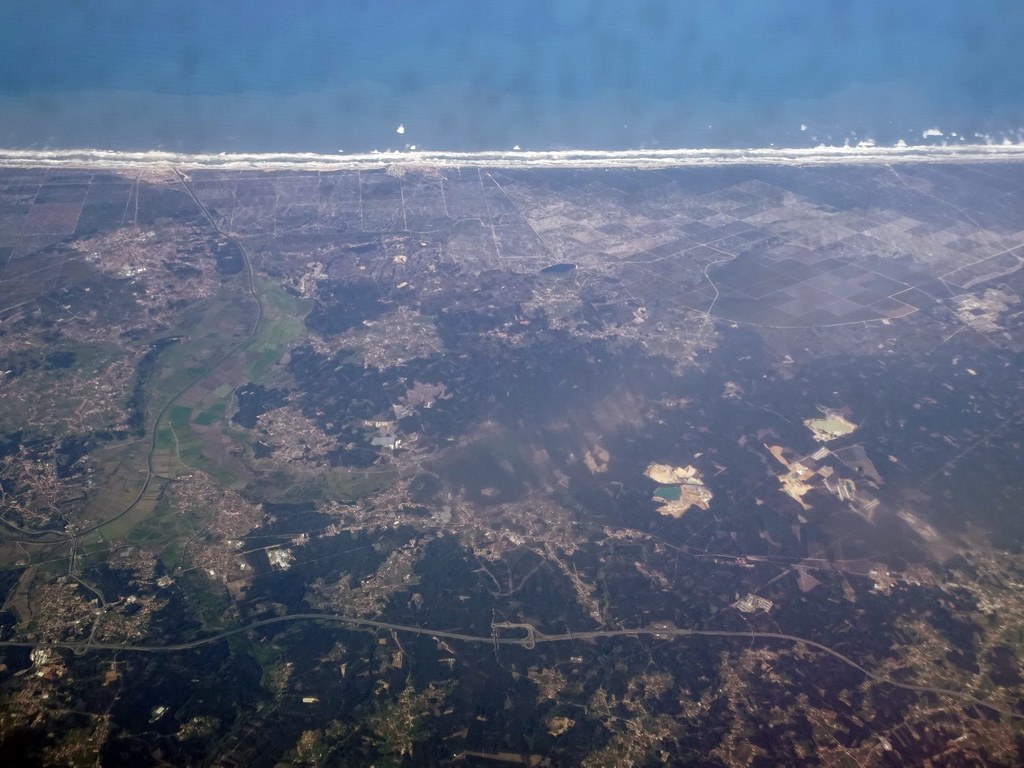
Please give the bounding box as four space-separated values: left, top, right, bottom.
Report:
2 159 1024 765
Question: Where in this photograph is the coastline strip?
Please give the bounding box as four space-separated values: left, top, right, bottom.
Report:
3 144 1024 171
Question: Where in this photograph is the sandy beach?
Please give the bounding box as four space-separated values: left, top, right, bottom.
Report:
2 143 1024 172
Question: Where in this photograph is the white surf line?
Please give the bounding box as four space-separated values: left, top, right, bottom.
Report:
2 144 1024 171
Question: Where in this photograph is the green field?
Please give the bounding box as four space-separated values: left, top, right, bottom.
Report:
81 268 318 550
194 401 227 426
326 467 401 500
242 281 310 381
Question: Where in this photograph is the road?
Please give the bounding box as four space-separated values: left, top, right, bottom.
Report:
2 613 1020 719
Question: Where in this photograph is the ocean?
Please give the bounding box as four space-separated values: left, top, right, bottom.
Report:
2 0 1024 154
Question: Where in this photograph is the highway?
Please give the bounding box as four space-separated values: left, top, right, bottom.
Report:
2 613 1020 719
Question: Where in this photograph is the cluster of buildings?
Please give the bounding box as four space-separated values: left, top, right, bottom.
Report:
733 593 774 613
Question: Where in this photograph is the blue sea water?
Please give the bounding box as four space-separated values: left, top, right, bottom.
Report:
2 0 1024 153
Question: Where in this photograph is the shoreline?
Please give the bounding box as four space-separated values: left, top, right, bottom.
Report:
2 144 1024 172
